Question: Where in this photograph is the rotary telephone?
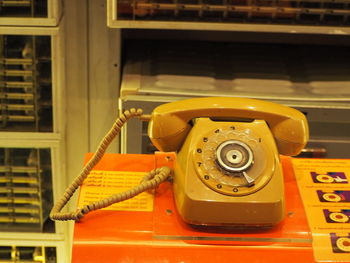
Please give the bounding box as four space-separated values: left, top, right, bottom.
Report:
50 97 308 227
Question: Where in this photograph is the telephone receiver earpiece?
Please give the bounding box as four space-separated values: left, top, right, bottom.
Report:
148 97 308 156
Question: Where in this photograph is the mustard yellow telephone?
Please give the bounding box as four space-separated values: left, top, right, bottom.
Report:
50 97 308 227
148 97 308 226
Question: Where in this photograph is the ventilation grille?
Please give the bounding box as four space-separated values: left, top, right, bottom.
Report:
0 35 53 132
0 147 54 233
123 40 350 101
117 0 350 26
0 246 56 263
0 0 47 18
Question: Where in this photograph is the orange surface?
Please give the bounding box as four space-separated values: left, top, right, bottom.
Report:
72 154 314 263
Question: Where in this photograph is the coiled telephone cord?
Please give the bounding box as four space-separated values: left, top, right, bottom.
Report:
50 108 171 221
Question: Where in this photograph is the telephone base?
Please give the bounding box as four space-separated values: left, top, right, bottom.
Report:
175 197 284 227
173 117 285 227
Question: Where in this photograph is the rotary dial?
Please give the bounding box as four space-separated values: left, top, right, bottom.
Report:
193 125 275 196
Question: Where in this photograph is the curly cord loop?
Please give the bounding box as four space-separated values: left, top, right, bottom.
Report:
50 109 171 221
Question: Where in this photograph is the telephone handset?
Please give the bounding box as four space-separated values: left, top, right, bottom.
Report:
50 97 308 227
148 97 308 156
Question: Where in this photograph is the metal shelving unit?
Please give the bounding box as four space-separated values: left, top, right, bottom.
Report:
0 26 64 136
0 245 56 263
0 0 62 26
0 138 67 262
0 19 67 263
108 0 350 34
0 35 53 132
0 147 53 233
121 40 350 101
